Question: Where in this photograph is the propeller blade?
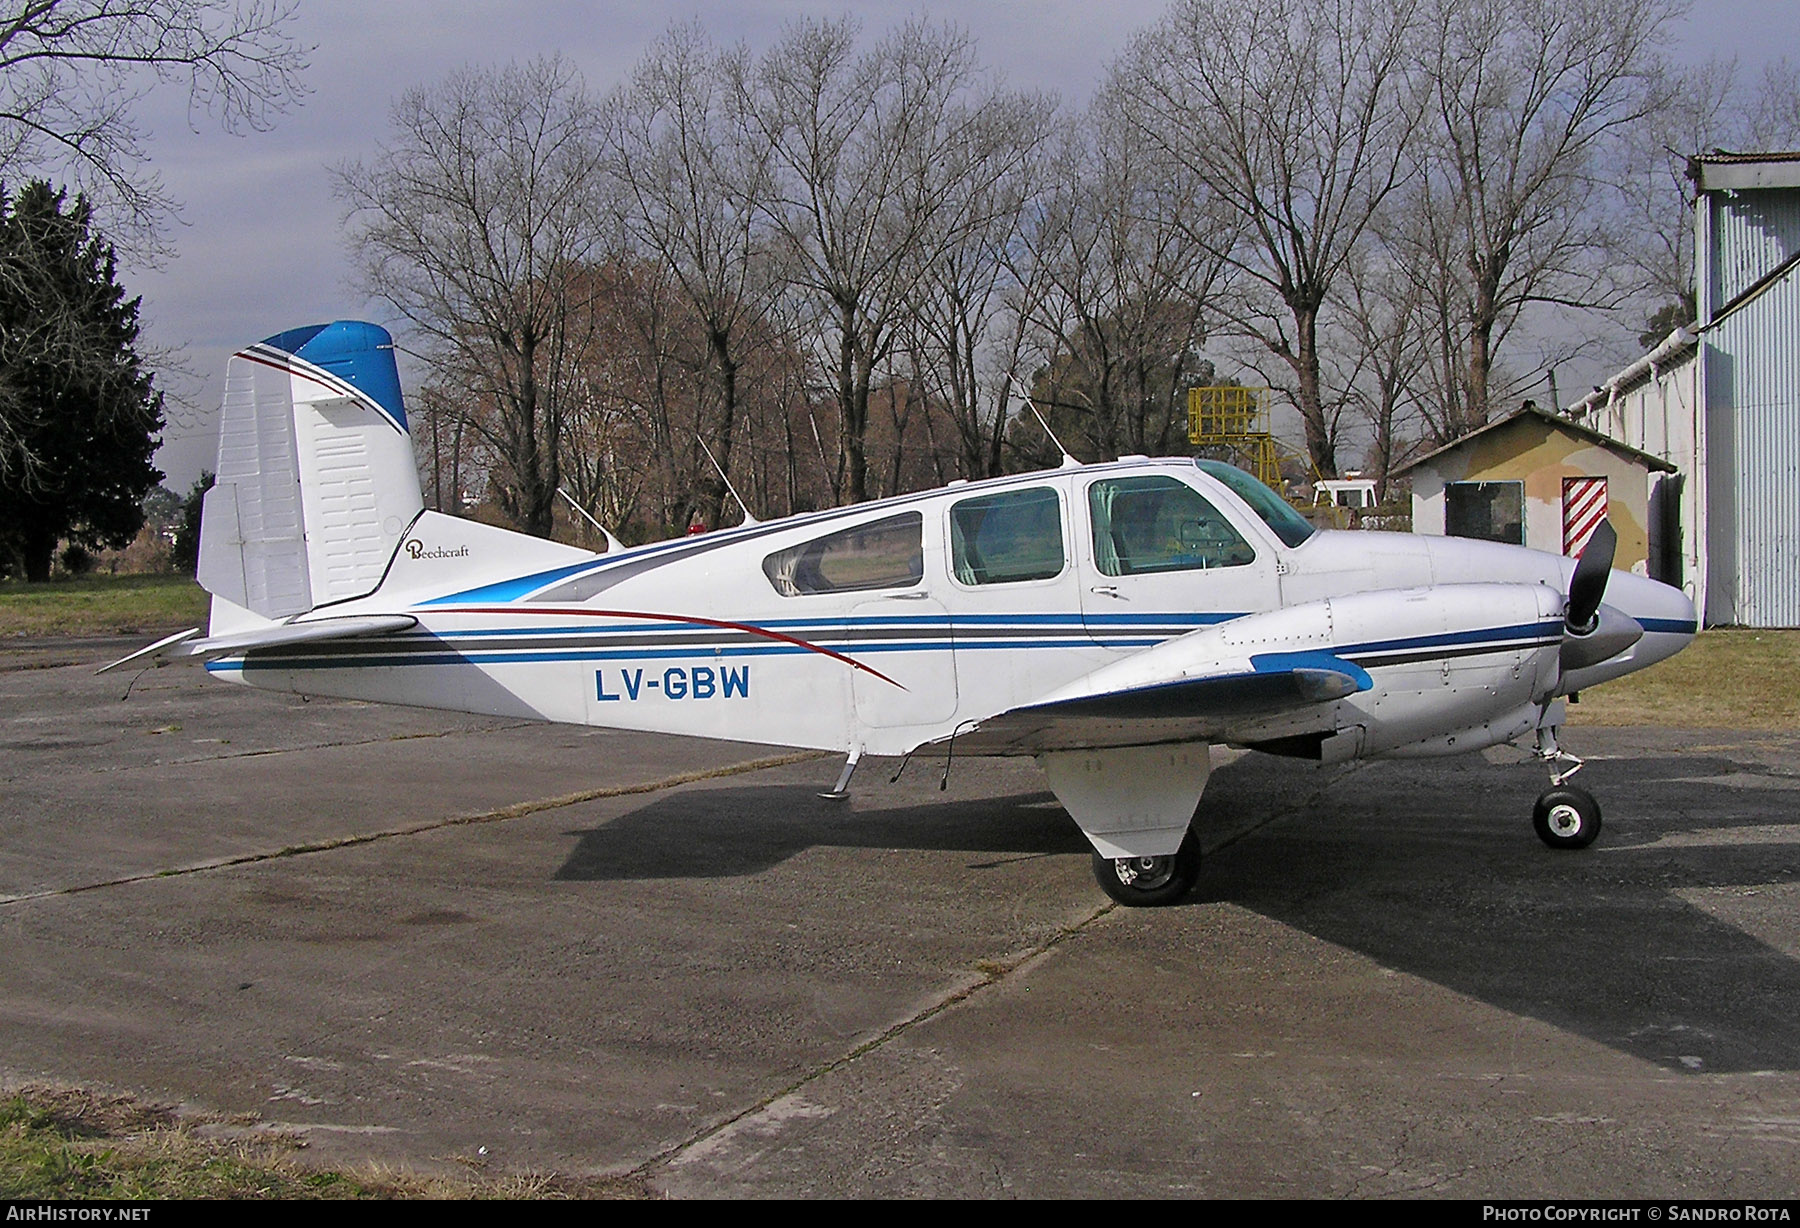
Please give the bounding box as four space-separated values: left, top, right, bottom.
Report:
1565 519 1616 634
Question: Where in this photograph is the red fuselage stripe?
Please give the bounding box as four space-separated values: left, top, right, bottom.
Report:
448 605 907 690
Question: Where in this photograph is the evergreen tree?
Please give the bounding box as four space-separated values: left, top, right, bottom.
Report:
171 472 214 577
0 181 163 581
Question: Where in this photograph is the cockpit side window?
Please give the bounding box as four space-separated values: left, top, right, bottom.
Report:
762 512 923 596
949 487 1064 585
1088 475 1254 576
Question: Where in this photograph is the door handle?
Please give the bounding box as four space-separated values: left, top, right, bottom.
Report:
1090 585 1123 599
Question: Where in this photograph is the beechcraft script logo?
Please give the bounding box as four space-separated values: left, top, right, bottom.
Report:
404 539 470 560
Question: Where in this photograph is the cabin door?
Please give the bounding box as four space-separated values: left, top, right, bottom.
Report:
1076 471 1280 652
848 594 958 730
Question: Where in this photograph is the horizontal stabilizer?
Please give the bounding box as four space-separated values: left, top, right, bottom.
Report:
98 615 417 674
95 627 203 675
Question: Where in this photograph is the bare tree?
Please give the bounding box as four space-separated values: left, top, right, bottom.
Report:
737 16 1042 505
1412 0 1683 431
0 0 306 250
604 23 788 529
1746 58 1800 150
1114 0 1422 479
1022 98 1230 466
897 86 1055 481
1327 230 1431 497
1612 55 1800 348
334 58 613 538
581 256 698 538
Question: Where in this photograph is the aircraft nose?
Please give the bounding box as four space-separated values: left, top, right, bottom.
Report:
1606 571 1698 670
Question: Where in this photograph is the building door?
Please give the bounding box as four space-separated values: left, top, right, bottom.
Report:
1562 476 1609 557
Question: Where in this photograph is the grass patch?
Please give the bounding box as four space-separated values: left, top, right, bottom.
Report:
1568 628 1800 730
0 573 207 637
0 1086 648 1200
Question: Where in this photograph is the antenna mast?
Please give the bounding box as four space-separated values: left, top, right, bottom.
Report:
556 488 624 552
1010 378 1082 469
697 437 758 526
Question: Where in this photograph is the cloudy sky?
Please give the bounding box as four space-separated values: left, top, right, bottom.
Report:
114 0 1800 487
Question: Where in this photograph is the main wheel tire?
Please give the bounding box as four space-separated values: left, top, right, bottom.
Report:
1092 828 1202 907
1533 784 1602 850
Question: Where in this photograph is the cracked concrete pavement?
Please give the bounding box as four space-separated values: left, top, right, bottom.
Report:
4 635 1800 1197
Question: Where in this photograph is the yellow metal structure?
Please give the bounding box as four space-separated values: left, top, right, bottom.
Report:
1187 386 1286 489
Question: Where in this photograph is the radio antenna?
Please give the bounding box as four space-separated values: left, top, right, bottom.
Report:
556 488 624 552
1010 377 1082 469
697 436 758 526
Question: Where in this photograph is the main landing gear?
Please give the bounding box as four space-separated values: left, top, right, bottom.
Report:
1092 827 1202 907
1530 726 1602 850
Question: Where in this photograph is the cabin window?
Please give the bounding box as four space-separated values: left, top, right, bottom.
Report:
1445 481 1524 545
1089 475 1254 576
949 487 1064 584
762 512 923 596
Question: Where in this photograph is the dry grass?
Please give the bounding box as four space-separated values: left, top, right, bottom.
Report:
1568 628 1800 730
0 1086 651 1200
0 574 208 637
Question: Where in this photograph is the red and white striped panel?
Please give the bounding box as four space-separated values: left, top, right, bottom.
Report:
1562 477 1608 557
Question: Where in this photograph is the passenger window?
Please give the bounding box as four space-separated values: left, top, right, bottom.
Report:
950 487 1064 584
1089 476 1254 576
763 512 923 596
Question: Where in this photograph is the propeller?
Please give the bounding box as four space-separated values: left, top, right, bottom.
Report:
1564 519 1616 635
1559 518 1641 672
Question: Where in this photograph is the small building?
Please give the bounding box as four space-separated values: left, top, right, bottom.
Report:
1313 477 1378 510
1394 406 1674 574
1568 151 1800 627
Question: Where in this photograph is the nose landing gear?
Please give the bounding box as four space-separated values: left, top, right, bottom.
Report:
1530 725 1602 850
1533 783 1602 849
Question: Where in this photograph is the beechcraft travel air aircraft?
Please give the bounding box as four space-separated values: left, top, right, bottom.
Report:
107 322 1699 906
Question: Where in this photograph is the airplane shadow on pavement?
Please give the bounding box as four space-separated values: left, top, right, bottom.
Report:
1203 745 1800 1076
557 738 1800 1075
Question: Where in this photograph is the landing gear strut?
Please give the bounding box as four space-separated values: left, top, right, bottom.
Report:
1092 828 1202 907
1530 726 1602 849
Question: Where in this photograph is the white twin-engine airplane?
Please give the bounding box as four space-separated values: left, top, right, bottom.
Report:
111 322 1699 906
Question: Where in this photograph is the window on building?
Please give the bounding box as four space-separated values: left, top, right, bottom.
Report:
763 512 923 596
1445 481 1524 545
949 487 1064 584
1089 475 1254 575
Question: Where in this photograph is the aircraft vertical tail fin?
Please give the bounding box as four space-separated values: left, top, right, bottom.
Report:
197 322 424 620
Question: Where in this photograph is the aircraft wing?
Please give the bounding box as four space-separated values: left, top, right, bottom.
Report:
97 615 418 674
947 655 1367 756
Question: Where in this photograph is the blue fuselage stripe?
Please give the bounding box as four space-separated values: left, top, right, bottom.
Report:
204 614 1562 675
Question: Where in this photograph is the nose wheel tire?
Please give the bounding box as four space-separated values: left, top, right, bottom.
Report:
1533 784 1602 850
1093 828 1202 907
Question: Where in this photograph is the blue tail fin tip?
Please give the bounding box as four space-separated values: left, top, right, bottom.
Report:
260 320 406 431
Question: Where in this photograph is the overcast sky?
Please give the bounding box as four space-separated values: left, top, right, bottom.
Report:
118 0 1800 488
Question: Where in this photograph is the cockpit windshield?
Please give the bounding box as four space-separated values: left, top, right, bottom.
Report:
1193 460 1315 548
